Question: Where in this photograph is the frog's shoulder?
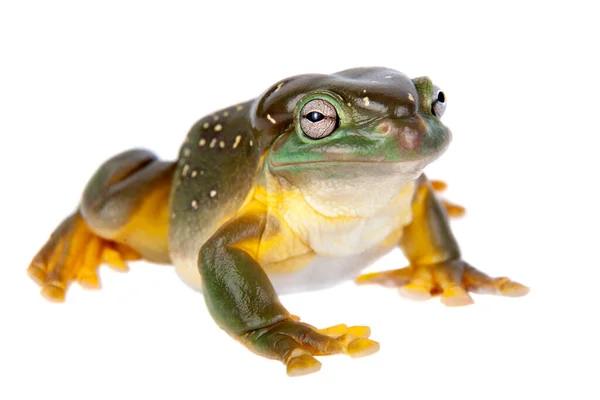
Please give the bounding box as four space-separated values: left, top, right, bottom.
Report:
169 100 265 287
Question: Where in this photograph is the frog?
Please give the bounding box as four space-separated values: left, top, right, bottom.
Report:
27 67 529 377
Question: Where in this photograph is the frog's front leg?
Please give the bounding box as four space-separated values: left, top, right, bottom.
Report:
357 175 529 306
199 203 379 376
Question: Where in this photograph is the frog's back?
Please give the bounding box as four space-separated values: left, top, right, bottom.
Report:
168 101 262 289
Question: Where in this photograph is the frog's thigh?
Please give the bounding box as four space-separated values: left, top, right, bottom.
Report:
80 149 176 263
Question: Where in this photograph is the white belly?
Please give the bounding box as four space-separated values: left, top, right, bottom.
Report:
174 241 396 295
268 243 396 294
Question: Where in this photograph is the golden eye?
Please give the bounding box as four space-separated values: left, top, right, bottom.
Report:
300 99 338 139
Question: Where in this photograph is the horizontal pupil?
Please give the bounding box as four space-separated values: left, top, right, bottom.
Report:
306 111 324 122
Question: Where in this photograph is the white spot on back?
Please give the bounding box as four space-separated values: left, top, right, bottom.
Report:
233 135 242 149
267 114 277 124
210 190 217 198
199 138 206 147
214 124 223 132
210 138 217 148
408 93 414 102
363 97 370 106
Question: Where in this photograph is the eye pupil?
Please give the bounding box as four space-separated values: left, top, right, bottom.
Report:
437 91 445 103
306 111 324 122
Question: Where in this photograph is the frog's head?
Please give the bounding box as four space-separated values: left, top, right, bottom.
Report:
251 67 451 216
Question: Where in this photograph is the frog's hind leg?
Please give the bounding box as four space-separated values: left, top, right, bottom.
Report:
27 149 176 302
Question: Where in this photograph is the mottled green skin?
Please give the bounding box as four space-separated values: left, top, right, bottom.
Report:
168 101 259 273
167 67 453 339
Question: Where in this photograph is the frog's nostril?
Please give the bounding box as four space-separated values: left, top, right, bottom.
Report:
400 127 420 150
378 122 391 134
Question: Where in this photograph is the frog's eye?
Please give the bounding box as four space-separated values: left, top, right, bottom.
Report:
431 90 446 117
300 99 338 139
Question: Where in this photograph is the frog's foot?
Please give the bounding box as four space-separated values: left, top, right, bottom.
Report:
356 260 529 307
242 319 379 377
27 212 140 302
430 179 466 218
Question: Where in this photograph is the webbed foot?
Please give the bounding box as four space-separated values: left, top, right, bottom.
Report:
356 260 529 307
241 319 379 377
27 212 140 302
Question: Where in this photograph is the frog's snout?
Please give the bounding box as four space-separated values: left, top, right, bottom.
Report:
378 120 425 152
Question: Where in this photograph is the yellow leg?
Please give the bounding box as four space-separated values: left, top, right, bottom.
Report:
356 176 528 306
27 150 174 302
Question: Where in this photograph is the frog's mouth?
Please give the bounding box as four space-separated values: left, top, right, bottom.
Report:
268 157 434 185
268 123 449 173
269 154 439 176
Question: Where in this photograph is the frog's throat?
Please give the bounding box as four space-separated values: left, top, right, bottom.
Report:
265 160 425 219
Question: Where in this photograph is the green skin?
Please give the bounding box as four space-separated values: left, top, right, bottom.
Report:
71 67 467 368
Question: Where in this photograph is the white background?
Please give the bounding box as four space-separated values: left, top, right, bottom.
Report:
1 1 599 399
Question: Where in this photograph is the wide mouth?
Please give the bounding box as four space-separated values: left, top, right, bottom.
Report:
269 154 438 169
268 157 434 177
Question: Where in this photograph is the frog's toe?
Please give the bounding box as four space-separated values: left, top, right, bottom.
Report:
41 281 67 303
355 267 412 287
26 261 47 286
441 199 466 218
400 283 434 301
430 179 466 218
356 261 528 306
358 265 435 301
440 285 474 307
316 324 371 339
243 319 379 377
29 254 68 303
28 212 140 302
285 349 322 377
346 338 380 358
498 280 530 297
430 179 448 191
462 265 530 297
